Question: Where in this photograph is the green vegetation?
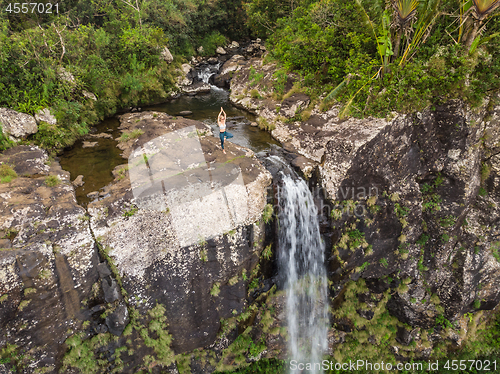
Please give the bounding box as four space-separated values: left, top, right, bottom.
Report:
0 164 17 183
199 248 208 262
335 226 368 252
420 178 443 213
118 129 144 142
491 242 500 262
247 0 500 118
262 203 274 224
439 215 456 227
44 175 60 187
122 206 138 217
23 288 36 297
0 343 27 372
0 0 251 153
416 233 430 248
479 186 488 197
0 125 14 151
261 244 272 260
249 66 265 86
63 303 174 373
250 89 262 99
436 314 453 329
394 202 410 217
256 117 275 131
18 300 31 311
213 359 286 374
210 282 221 297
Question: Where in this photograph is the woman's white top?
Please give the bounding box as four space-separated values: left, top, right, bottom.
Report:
219 122 226 132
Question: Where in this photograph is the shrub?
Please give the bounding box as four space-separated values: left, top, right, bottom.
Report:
0 125 14 151
210 283 221 297
198 31 227 56
119 129 144 142
262 204 274 223
44 175 61 187
250 89 261 99
0 164 17 183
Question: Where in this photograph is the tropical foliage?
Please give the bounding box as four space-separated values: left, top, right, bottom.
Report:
248 0 500 118
0 0 249 152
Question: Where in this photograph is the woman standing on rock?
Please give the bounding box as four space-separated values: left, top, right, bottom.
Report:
218 107 233 154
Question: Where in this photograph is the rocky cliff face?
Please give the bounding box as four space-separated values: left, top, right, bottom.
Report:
0 111 274 373
222 55 500 359
0 146 99 371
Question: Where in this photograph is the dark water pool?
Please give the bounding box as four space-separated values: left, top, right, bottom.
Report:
145 87 280 152
59 88 280 206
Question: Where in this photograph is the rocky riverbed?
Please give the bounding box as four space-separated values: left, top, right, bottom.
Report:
0 109 278 372
1 43 500 372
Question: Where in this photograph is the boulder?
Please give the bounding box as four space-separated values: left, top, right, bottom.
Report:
57 67 76 86
178 111 193 116
280 93 311 118
176 63 193 87
181 82 211 95
88 132 113 139
197 46 204 54
87 191 99 199
216 46 227 55
72 175 84 187
102 278 120 303
230 41 240 48
0 108 38 139
0 146 99 371
161 46 174 63
34 108 57 125
0 145 49 176
105 303 129 336
89 110 272 353
213 55 245 88
82 141 98 148
97 262 112 278
207 57 218 65
83 90 97 101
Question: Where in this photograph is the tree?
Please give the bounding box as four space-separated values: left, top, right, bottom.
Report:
463 0 500 48
391 0 419 59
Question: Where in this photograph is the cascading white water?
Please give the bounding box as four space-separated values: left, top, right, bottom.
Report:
197 62 222 84
277 167 329 373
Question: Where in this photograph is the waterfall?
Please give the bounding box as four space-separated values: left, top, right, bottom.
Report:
274 158 329 373
197 62 221 84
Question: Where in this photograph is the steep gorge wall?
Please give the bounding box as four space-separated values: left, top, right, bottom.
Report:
223 54 500 359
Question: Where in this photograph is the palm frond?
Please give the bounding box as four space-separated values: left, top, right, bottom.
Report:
324 78 348 103
393 0 419 24
354 0 384 65
472 0 500 19
469 31 500 53
400 0 442 65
